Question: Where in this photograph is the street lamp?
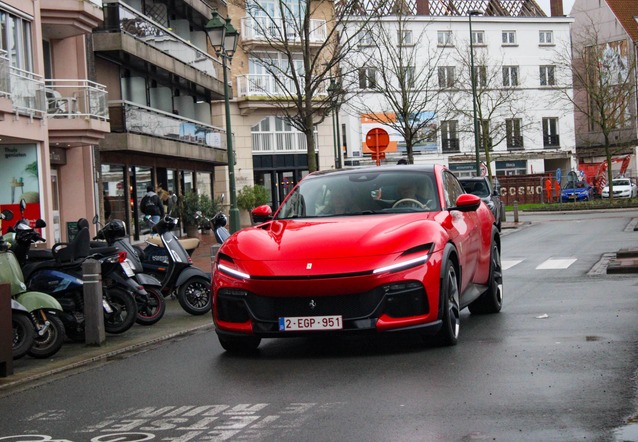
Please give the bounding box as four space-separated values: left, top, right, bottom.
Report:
206 11 241 233
468 9 482 176
327 79 342 169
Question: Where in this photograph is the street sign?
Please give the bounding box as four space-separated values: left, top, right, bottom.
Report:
556 168 561 183
480 163 488 177
366 128 389 166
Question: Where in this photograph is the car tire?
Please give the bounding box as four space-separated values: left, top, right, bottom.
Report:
468 231 503 315
218 334 261 353
433 261 460 346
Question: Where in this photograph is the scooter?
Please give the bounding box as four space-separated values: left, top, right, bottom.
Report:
0 209 66 359
93 217 166 326
145 214 211 315
9 213 137 341
211 212 231 244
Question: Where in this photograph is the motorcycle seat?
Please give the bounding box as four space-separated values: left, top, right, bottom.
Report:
146 236 200 252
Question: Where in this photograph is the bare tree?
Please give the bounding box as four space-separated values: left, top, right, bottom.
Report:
234 0 386 172
550 16 636 199
443 43 534 181
342 12 445 164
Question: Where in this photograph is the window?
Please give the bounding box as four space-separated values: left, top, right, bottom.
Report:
438 66 455 88
359 30 373 46
252 116 317 152
502 66 519 87
542 118 559 147
473 65 487 88
400 66 416 89
438 31 453 46
539 31 553 45
398 29 413 46
441 120 459 152
539 65 555 86
502 31 516 45
506 119 524 149
471 30 485 45
358 67 377 89
443 171 465 207
0 9 34 72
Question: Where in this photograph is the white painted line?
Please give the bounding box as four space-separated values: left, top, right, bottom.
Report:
502 259 523 270
536 258 577 270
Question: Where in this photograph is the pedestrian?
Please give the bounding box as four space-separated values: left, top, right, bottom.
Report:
397 158 408 165
140 185 164 225
167 190 177 214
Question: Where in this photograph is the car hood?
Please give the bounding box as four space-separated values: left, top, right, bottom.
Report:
218 214 446 276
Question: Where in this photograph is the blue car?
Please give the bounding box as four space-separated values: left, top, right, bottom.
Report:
561 181 592 202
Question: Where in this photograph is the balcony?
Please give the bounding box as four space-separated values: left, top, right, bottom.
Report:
507 136 524 151
240 16 327 49
236 74 328 114
40 0 104 40
442 138 460 153
544 134 560 148
45 80 110 147
102 100 227 164
6 63 47 118
95 1 224 97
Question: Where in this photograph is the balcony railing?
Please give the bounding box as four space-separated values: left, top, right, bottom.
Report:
100 1 221 79
240 16 327 44
9 65 46 116
544 134 560 148
252 131 317 152
108 100 225 149
45 79 109 120
0 51 9 98
237 74 328 98
507 136 524 150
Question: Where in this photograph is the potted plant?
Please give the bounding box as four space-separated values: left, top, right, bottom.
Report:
177 191 221 237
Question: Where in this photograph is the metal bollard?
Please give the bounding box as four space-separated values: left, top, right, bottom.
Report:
513 201 519 223
83 259 105 346
0 284 13 377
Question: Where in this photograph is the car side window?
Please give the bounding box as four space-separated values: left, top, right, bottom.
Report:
442 171 464 208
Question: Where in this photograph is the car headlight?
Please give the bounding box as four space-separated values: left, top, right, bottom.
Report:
217 254 250 280
373 244 433 275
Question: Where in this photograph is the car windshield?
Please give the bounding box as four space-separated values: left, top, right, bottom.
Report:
613 179 631 186
275 170 440 219
460 180 489 197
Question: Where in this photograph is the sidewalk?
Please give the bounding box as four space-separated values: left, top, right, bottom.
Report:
0 231 219 394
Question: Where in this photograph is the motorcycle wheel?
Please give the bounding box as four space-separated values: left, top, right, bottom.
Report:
13 314 35 360
135 287 166 326
104 288 138 334
177 276 212 315
27 312 65 359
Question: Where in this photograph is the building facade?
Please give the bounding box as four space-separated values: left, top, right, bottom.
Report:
340 0 577 179
0 0 109 244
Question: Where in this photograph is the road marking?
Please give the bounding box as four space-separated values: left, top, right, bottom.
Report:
502 260 523 270
536 258 577 269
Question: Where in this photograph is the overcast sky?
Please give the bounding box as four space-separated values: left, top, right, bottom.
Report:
536 0 575 16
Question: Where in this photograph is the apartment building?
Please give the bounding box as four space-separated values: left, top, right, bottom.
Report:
215 0 336 219
0 0 109 243
340 0 577 178
570 0 638 179
93 0 230 239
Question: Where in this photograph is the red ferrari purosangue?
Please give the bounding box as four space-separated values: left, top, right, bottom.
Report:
212 165 503 352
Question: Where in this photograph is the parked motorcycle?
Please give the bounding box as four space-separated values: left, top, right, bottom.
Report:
138 215 212 315
92 217 166 325
0 209 65 359
9 210 137 341
211 212 230 244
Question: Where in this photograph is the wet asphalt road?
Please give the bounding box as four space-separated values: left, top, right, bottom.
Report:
1 209 638 441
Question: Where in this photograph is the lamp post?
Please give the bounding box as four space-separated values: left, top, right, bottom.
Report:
206 11 241 233
468 10 482 176
327 79 342 169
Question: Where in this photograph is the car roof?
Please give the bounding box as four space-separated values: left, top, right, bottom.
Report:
306 164 439 179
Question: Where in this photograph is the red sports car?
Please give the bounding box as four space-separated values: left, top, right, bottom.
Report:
212 165 503 352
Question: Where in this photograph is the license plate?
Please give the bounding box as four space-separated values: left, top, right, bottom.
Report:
279 315 343 331
121 260 135 277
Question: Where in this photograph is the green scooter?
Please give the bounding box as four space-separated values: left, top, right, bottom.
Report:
0 209 66 359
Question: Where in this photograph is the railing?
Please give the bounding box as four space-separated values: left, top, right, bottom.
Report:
544 134 560 148
9 65 46 116
0 51 9 98
252 131 317 152
100 1 221 79
507 136 524 150
45 79 109 120
108 100 225 149
237 74 328 97
240 16 327 44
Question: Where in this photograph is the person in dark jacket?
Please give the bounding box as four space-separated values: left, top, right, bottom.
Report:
140 185 164 225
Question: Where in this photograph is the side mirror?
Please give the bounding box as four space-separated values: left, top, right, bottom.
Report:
450 194 481 212
92 215 99 224
1 209 13 221
251 205 273 224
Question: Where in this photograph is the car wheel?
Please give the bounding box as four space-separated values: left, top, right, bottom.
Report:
469 232 503 315
218 334 261 353
433 261 460 346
